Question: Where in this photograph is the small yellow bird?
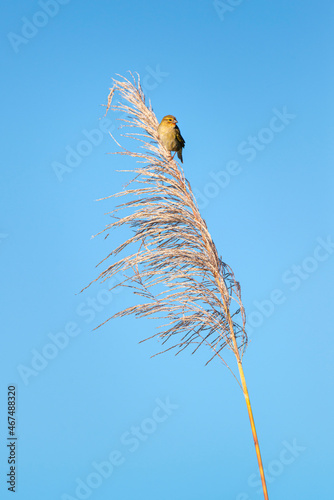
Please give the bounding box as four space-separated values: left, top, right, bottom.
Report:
158 115 185 163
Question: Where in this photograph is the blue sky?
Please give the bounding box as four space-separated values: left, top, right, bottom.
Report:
1 1 333 499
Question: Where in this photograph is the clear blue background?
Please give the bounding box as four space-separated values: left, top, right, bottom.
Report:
1 1 333 499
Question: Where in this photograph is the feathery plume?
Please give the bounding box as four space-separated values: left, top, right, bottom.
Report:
84 72 269 500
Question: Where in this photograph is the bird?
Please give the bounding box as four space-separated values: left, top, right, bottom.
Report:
157 115 185 163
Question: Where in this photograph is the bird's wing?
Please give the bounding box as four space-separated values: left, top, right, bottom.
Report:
175 125 185 148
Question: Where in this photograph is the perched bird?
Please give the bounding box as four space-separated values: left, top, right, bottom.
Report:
158 115 185 163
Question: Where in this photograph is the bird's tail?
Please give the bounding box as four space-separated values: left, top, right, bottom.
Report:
177 150 183 163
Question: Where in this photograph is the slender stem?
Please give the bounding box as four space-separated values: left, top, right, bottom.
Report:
236 359 269 500
224 308 269 500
